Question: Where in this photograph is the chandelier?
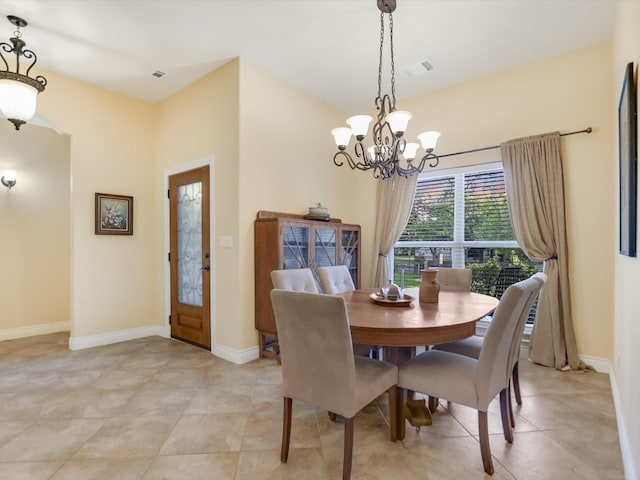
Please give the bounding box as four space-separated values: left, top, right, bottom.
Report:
331 0 440 179
0 15 47 130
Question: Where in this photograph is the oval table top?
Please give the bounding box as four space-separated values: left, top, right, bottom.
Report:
341 288 499 347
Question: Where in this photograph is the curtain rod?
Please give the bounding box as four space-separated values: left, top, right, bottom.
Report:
438 127 593 159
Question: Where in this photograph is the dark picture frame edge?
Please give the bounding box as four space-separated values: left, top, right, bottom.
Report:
619 62 637 257
95 192 134 236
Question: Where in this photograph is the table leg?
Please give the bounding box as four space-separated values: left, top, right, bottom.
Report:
383 346 432 441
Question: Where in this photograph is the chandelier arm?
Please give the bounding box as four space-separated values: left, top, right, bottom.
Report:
427 153 440 168
0 43 9 70
372 93 394 146
21 48 39 77
353 141 373 167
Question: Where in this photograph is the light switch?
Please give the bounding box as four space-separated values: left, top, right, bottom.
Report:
219 236 233 248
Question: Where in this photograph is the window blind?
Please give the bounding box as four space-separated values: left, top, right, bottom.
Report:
464 170 515 241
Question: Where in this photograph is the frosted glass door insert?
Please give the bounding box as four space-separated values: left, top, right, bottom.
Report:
178 181 203 306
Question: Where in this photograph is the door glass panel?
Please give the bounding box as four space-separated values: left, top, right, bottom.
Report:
177 181 203 306
282 226 309 269
315 228 337 267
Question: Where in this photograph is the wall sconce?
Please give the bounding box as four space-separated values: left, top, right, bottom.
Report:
1 170 16 189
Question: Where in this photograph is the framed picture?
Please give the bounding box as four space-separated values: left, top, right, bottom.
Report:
95 193 133 235
619 62 637 257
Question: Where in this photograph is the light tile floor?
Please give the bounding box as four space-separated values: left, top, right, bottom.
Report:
0 333 625 479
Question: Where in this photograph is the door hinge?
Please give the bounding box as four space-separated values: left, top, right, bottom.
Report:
168 252 171 262
169 315 171 325
167 189 170 199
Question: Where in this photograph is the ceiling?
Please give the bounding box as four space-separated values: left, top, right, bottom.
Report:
0 0 619 114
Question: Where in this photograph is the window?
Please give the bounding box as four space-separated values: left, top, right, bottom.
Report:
393 163 542 321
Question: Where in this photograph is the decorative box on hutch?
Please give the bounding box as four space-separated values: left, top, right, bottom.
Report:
254 210 361 360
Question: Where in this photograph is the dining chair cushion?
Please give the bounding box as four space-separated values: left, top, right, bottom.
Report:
270 268 319 293
271 289 396 418
435 268 472 292
317 265 356 294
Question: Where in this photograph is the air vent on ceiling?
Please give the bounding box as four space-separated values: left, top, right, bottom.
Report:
402 59 435 78
152 70 167 78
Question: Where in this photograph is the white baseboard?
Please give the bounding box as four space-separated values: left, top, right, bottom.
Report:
211 343 260 365
579 354 610 374
0 321 71 342
477 319 610 374
609 367 638 480
69 325 166 350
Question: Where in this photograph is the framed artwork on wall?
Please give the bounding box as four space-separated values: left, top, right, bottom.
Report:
95 192 134 235
619 62 637 257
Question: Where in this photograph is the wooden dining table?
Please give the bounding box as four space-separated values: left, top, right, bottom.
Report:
339 287 499 441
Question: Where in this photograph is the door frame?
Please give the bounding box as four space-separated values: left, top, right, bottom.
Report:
163 155 216 349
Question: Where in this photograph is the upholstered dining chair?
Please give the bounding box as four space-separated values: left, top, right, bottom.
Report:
317 265 371 357
270 267 319 293
433 272 547 428
317 265 356 294
397 276 541 474
270 289 397 480
435 267 472 292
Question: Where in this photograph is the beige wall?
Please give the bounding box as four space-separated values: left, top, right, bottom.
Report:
36 70 157 340
237 58 370 348
0 123 70 334
356 41 615 362
613 1 640 478
154 60 242 349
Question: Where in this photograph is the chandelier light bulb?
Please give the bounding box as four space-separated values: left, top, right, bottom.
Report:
331 127 353 148
403 142 420 161
417 131 441 151
346 115 373 140
385 110 412 136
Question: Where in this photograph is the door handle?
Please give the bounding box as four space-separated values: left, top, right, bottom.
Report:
200 265 210 271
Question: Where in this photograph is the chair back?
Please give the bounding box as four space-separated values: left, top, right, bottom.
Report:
475 276 541 409
270 289 357 415
435 268 472 292
270 268 319 293
317 265 356 294
506 272 547 374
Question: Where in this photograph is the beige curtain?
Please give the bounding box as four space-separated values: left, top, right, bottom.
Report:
500 132 583 370
371 174 418 288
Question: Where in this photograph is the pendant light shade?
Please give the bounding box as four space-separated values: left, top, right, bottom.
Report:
0 15 47 130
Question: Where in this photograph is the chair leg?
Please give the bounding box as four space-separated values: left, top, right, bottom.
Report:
499 389 513 443
388 385 398 442
512 361 522 405
281 397 292 462
478 411 495 475
428 396 439 413
343 416 354 480
508 382 515 428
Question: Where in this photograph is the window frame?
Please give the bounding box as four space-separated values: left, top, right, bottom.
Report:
394 161 519 270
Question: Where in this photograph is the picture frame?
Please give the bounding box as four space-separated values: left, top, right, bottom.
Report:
619 62 637 257
95 192 134 235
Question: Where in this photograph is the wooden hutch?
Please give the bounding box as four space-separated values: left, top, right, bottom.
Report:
254 210 361 360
